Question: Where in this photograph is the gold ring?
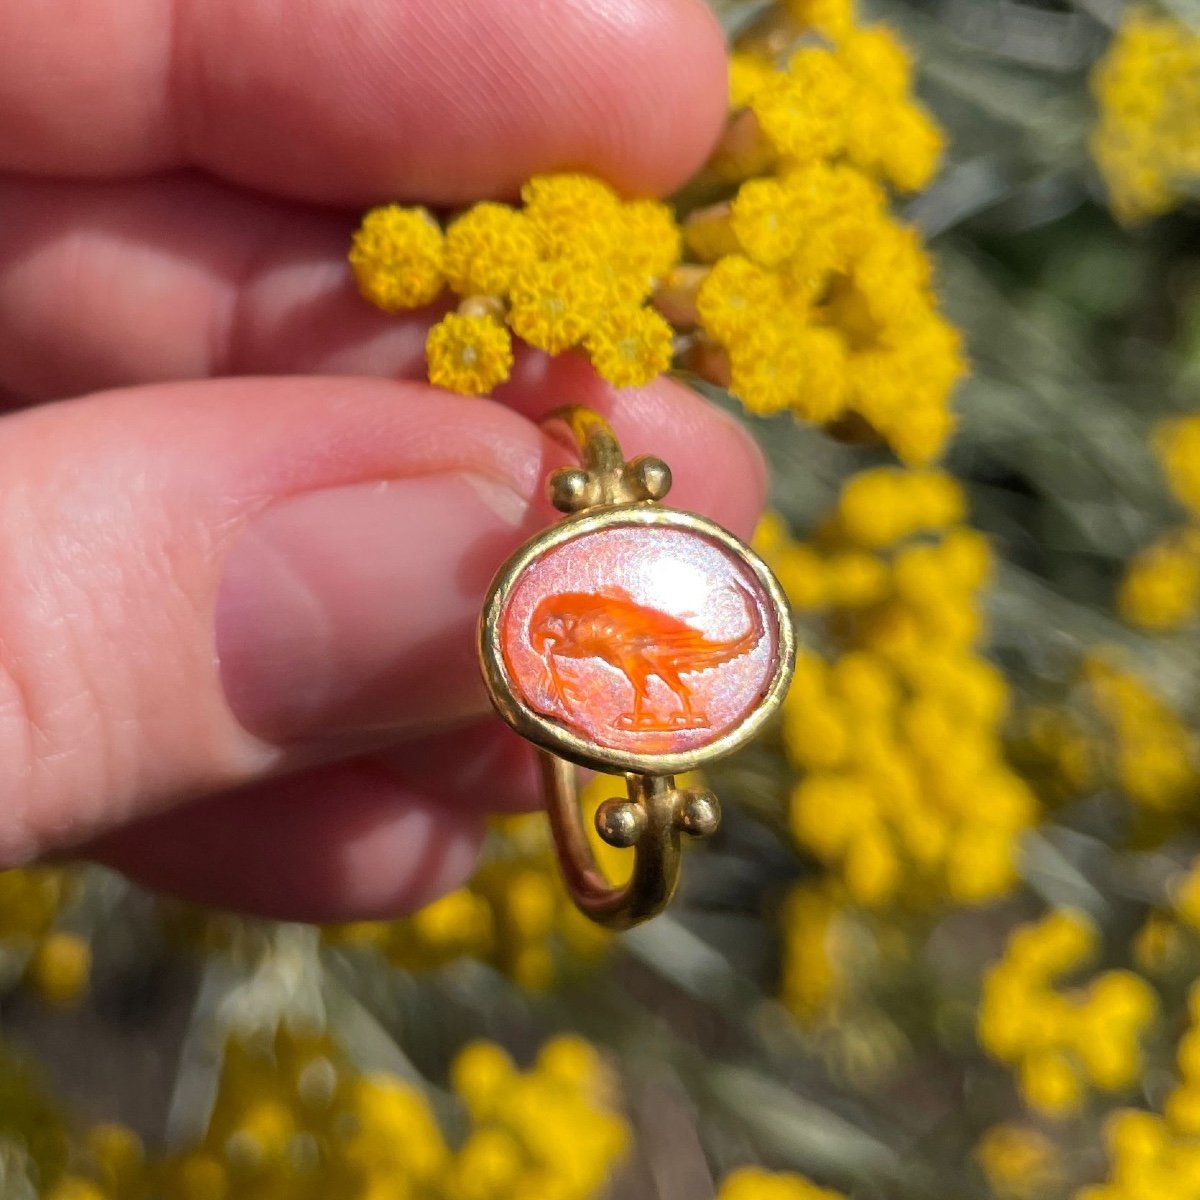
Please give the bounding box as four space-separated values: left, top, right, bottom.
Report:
478 407 795 929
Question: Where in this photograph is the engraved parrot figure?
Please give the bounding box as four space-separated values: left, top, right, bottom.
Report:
528 581 765 730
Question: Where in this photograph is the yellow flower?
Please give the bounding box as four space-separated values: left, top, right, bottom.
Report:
584 306 674 388
822 551 889 607
720 1166 847 1200
980 912 1159 1120
944 829 1018 903
874 104 944 193
729 52 777 108
1085 655 1200 812
348 0 958 436
976 1123 1062 1199
448 1128 525 1200
730 176 806 267
779 885 843 1020
1092 8 1200 222
728 318 850 422
696 256 786 343
838 26 913 98
1106 1108 1167 1163
1157 416 1200 516
1119 528 1200 629
727 325 807 416
407 886 495 956
349 204 445 310
1167 1084 1200 1136
520 173 623 259
426 312 514 395
452 1041 518 1123
1006 909 1097 979
751 49 852 163
508 259 601 354
536 1037 603 1092
30 931 91 1006
615 199 682 286
442 202 539 299
844 825 900 905
1019 1050 1084 1118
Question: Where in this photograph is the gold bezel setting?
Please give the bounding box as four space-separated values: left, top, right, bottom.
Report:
474 405 796 928
478 502 795 776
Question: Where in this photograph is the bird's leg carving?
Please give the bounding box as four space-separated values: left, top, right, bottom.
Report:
657 666 709 729
544 655 581 708
618 671 656 730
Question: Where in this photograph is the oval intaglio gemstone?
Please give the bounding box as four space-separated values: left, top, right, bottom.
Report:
499 523 782 757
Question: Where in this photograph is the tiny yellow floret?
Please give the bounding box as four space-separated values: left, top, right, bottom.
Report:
426 312 514 396
443 203 539 299
31 930 91 1006
350 205 445 311
585 306 675 389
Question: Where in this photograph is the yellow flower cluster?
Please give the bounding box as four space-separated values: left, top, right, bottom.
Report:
716 1166 845 1200
0 867 90 1007
449 1037 629 1200
326 775 635 989
0 1022 628 1200
1091 7 1200 223
682 0 964 463
1158 415 1200 516
757 469 1036 909
0 1035 143 1200
1082 985 1200 1199
1121 416 1200 629
347 0 965 461
1084 656 1200 814
975 1123 1063 1200
350 176 679 394
1081 1110 1200 1200
978 910 1157 1119
143 1026 628 1200
777 883 844 1020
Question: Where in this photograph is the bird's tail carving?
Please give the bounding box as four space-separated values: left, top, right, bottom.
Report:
667 581 764 675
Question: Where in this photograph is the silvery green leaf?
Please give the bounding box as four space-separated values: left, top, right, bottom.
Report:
1159 0 1200 31
702 1067 913 1188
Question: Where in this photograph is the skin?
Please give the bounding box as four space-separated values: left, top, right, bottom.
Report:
0 0 766 922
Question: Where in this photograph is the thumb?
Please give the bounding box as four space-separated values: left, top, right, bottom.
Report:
0 378 547 863
0 375 766 865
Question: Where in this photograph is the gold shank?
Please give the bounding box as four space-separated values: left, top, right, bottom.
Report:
478 405 794 930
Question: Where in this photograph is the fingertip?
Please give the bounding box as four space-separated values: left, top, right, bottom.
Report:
566 0 730 197
180 0 730 203
0 0 729 203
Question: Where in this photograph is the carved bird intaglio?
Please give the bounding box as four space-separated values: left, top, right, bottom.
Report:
497 524 782 757
528 583 764 732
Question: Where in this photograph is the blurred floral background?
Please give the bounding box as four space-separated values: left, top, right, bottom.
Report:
5 0 1200 1196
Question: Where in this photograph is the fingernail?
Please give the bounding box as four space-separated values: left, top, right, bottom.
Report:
215 472 531 742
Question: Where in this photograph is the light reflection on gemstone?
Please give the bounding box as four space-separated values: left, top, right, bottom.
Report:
499 523 780 756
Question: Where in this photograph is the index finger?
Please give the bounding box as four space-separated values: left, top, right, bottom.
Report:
0 0 728 204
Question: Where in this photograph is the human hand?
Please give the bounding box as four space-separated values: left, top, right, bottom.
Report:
0 0 766 921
